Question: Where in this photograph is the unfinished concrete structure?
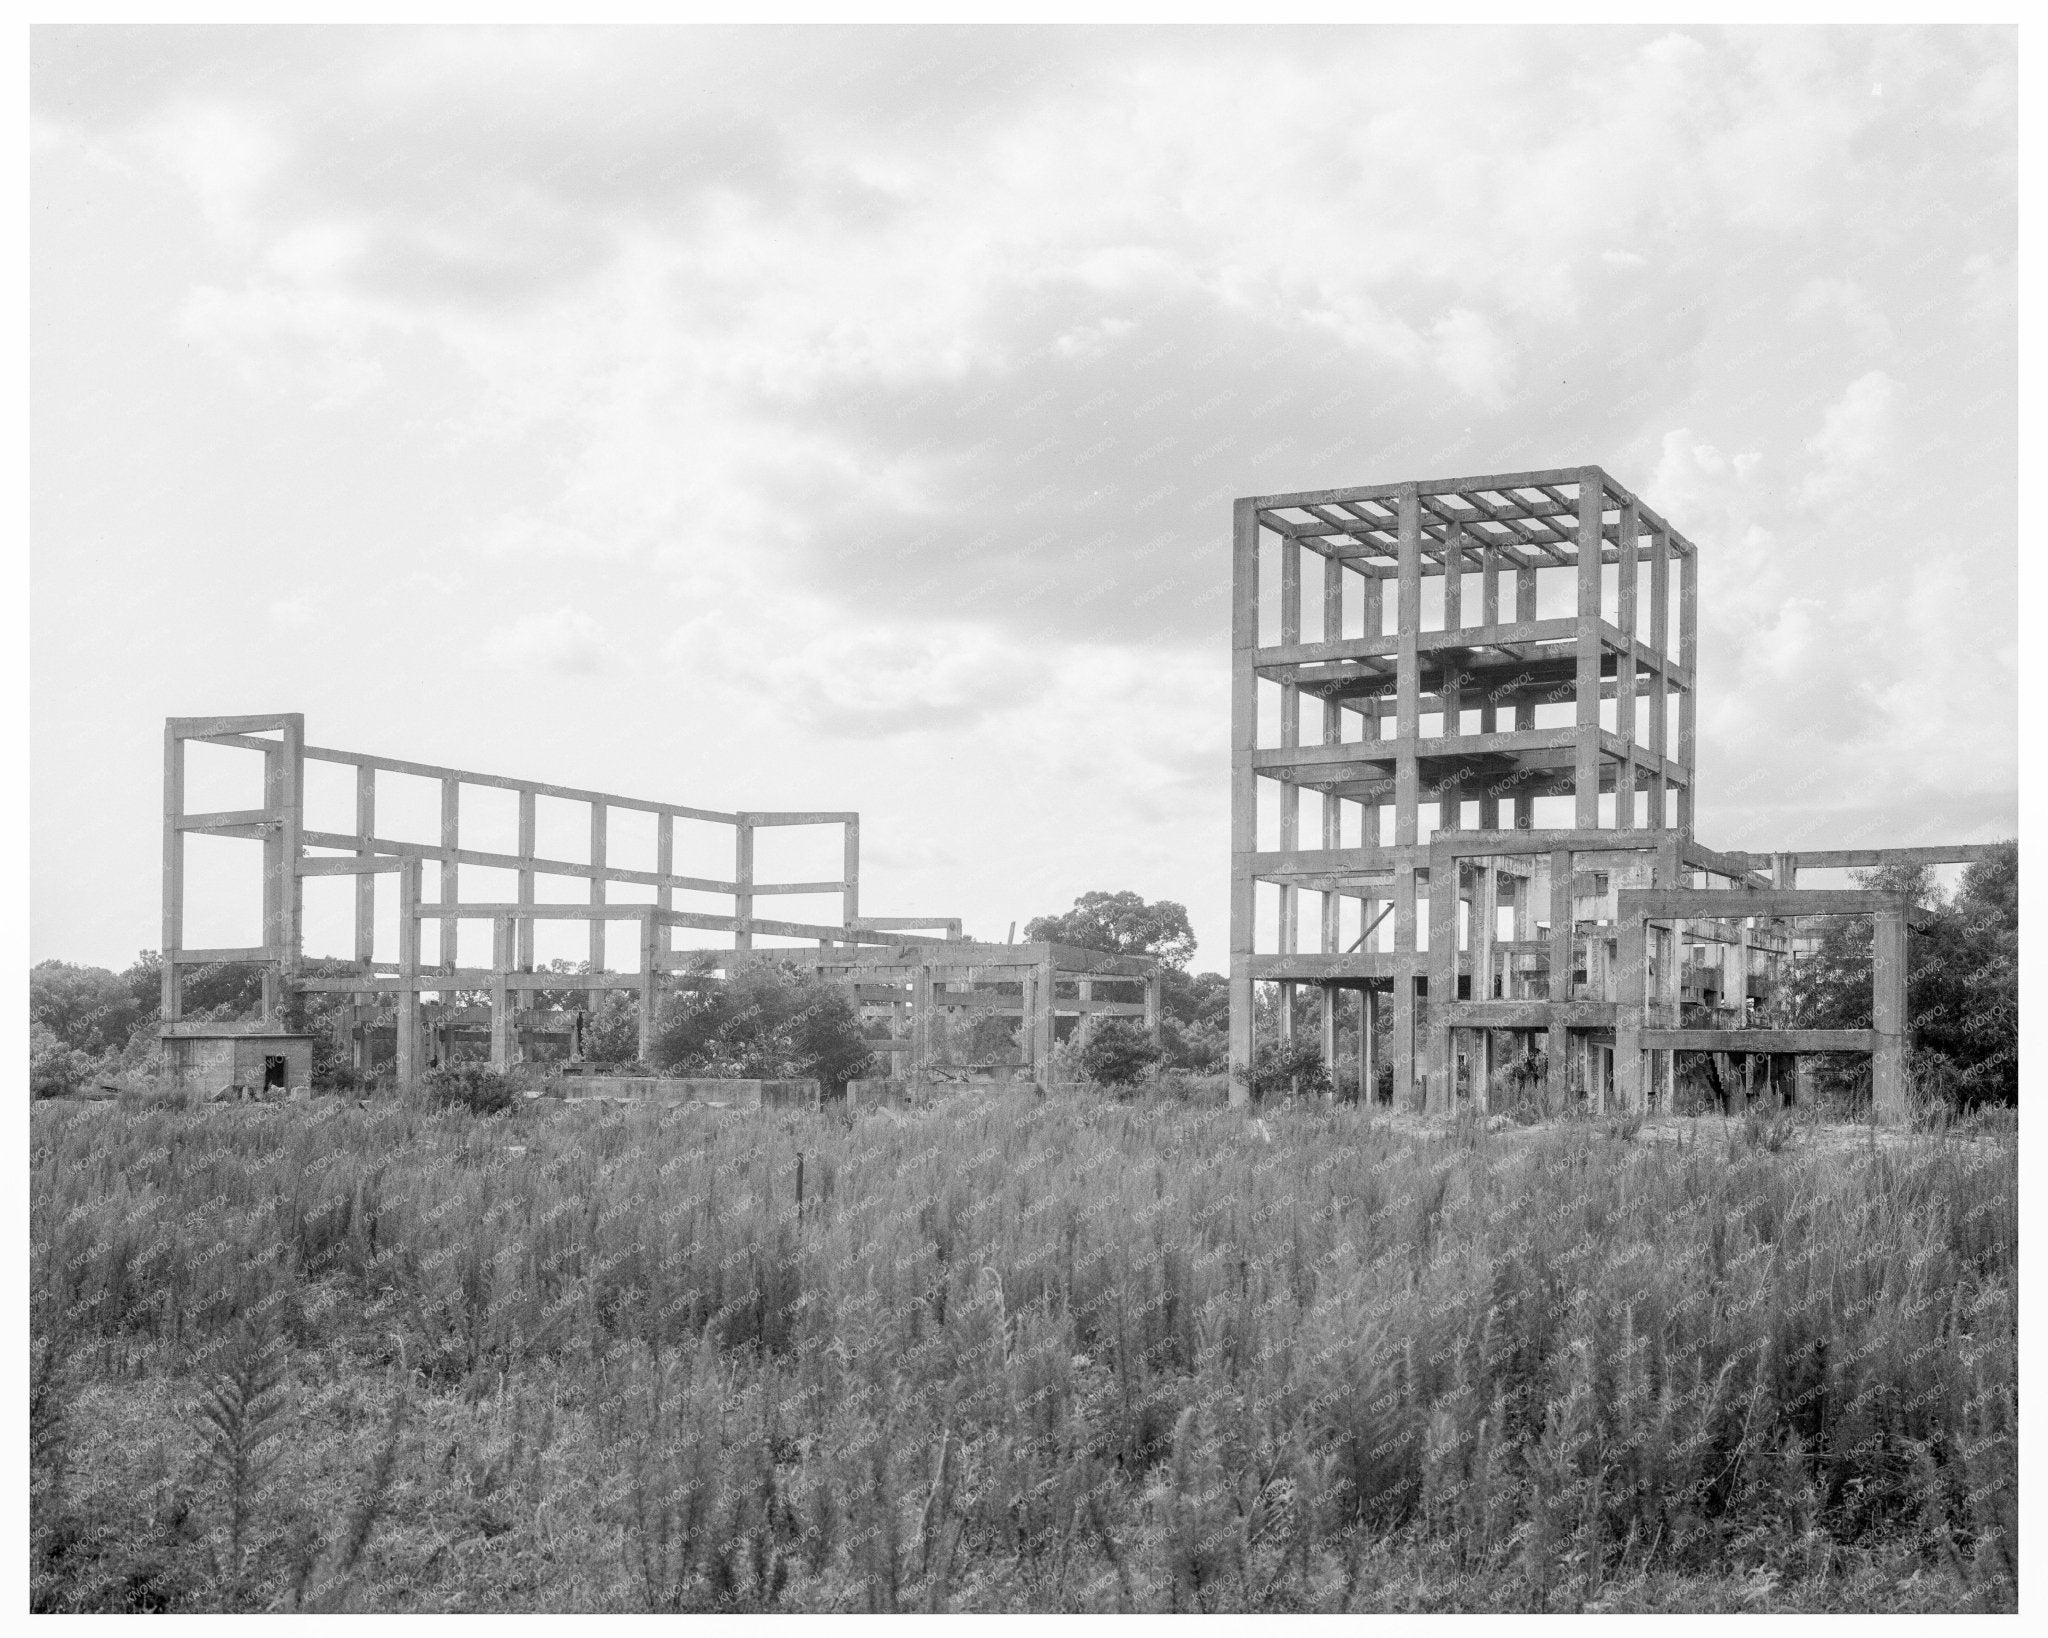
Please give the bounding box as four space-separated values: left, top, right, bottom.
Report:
159 715 1156 1086
1228 466 2000 1119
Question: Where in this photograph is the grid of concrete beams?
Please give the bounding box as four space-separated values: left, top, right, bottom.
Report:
1228 467 2000 1120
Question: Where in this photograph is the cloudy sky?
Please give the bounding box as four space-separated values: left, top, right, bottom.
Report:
31 25 2016 972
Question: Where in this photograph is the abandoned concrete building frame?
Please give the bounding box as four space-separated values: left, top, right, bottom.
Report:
1227 465 2001 1118
158 716 1159 1091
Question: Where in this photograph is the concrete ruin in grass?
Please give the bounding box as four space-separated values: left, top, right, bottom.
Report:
159 716 1159 1092
1228 464 2002 1119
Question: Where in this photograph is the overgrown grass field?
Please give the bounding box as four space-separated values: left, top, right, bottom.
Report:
30 1090 2016 1612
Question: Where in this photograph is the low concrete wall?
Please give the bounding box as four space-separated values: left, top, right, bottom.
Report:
544 1077 820 1108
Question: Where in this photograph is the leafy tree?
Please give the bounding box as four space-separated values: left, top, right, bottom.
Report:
1158 968 1228 1070
1783 845 2017 1107
1024 891 1197 969
30 1024 93 1099
422 1064 517 1116
1078 1019 1162 1089
1237 1038 1332 1103
962 1011 1022 1063
30 962 144 1058
649 960 873 1092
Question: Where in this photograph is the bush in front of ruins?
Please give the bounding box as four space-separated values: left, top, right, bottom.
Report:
421 1064 517 1116
1077 1019 1162 1090
30 1025 94 1100
1236 1037 1332 1102
649 961 873 1094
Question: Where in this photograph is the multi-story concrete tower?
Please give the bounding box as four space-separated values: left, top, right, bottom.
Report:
1227 464 1993 1120
1229 466 1701 1111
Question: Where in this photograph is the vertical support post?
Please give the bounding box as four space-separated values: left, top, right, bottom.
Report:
1547 847 1573 1093
440 776 461 975
1873 902 1908 1121
1616 496 1639 830
1362 567 1384 844
1426 850 1457 1113
161 724 184 1024
1077 976 1094 1047
1358 988 1375 1101
354 764 376 970
1649 524 1670 830
1474 860 1496 1004
1615 912 1645 1111
260 742 283 1020
1513 562 1538 829
1036 950 1058 1080
657 813 675 919
1278 539 1301 998
911 962 932 1079
1478 545 1500 828
1574 470 1605 829
638 912 659 1068
1319 983 1336 1096
396 858 423 1086
1735 919 1752 1026
1020 963 1039 1081
734 816 754 955
1393 485 1422 1109
1678 543 1698 838
490 915 513 1069
588 801 607 991
516 790 536 974
842 817 860 935
1228 498 1260 1105
1144 968 1162 1051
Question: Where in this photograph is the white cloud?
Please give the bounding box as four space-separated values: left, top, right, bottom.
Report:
1795 278 1895 355
1797 370 1903 506
492 607 609 674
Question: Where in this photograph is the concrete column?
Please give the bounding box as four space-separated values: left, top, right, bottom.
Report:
1478 545 1501 828
1319 984 1337 1094
490 916 513 1069
1144 969 1162 1050
1573 471 1605 829
396 859 423 1086
1036 952 1058 1077
1228 498 1260 1105
637 914 659 1067
261 743 284 1020
1077 977 1094 1047
1678 545 1698 838
841 817 860 933
1615 913 1645 1111
1513 564 1538 829
1649 524 1670 829
588 801 608 998
161 724 184 1024
1392 486 1422 1109
1616 497 1639 830
1357 987 1373 1101
516 790 536 974
1546 848 1573 1084
441 776 462 976
912 962 933 1079
1873 903 1908 1121
354 763 376 974
1473 862 1496 1003
1425 857 1458 1113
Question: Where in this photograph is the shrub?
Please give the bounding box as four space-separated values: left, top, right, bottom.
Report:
421 1064 517 1116
650 962 873 1093
1237 1037 1332 1102
1077 1020 1162 1089
31 1024 93 1099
